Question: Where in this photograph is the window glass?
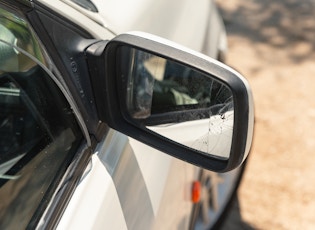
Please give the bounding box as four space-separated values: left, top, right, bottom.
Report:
0 6 83 228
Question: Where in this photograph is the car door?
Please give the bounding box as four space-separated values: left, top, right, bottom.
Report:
0 2 195 229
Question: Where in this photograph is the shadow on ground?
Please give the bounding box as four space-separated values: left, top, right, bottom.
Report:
218 196 255 230
218 0 315 63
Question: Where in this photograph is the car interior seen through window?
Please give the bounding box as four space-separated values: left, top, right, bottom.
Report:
0 7 83 228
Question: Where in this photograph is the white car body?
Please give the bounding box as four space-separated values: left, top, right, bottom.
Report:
0 0 249 229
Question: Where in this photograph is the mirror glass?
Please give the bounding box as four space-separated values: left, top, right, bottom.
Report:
117 46 234 159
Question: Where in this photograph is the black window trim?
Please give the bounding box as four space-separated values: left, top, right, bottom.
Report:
27 0 105 140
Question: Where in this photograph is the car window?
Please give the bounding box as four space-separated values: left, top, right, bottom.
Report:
0 6 83 228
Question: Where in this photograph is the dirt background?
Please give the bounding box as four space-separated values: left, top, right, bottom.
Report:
216 0 315 229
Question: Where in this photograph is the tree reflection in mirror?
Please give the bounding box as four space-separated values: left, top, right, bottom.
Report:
118 47 234 160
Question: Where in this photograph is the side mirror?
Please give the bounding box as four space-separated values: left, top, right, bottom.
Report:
87 32 254 172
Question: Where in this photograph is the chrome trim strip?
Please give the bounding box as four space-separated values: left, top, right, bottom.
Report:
98 130 155 229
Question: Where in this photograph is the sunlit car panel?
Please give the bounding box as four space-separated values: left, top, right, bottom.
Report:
0 1 253 229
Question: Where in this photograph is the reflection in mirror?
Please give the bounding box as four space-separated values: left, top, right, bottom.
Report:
118 46 234 159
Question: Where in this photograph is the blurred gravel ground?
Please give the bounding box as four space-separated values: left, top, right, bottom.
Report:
216 0 315 229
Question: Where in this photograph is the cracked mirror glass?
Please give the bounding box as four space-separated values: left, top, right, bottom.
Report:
118 46 234 160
